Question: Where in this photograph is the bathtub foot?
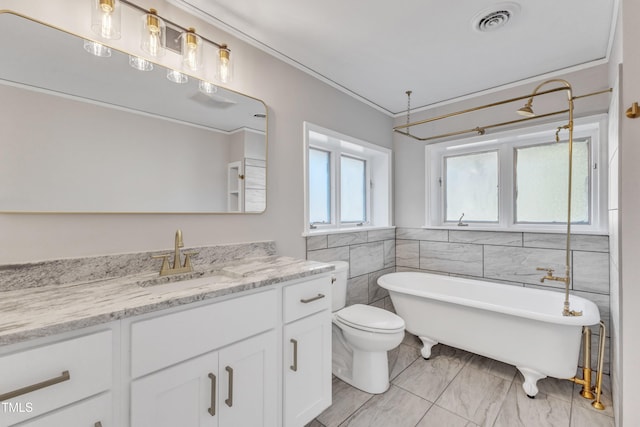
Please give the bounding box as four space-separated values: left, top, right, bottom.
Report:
418 336 438 359
517 367 546 398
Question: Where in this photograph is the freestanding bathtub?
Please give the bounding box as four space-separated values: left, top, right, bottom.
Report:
377 272 600 397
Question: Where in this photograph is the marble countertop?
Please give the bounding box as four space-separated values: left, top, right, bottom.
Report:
0 256 333 346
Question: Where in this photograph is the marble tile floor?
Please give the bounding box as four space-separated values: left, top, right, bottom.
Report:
308 333 614 427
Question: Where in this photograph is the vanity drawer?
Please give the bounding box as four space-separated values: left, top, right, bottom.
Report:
0 330 112 426
283 276 331 323
15 392 112 427
131 288 277 378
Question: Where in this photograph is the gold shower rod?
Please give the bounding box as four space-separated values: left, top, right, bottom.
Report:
394 87 612 143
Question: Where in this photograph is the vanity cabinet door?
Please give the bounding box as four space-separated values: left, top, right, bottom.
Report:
283 310 332 427
130 330 276 427
130 352 220 427
218 330 277 427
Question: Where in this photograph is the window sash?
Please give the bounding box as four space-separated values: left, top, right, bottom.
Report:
443 150 499 224
514 138 591 225
340 155 367 224
308 147 332 225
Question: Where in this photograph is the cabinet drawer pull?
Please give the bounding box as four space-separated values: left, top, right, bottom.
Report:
300 294 325 304
0 370 70 401
225 366 233 407
290 339 298 372
208 373 216 416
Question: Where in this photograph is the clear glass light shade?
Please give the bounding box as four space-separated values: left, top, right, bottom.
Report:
199 80 218 95
83 39 112 57
140 9 166 57
91 0 121 39
129 55 153 71
167 70 188 84
181 28 203 71
216 45 233 83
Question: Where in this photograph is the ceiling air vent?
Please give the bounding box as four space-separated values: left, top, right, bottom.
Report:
472 2 520 32
477 10 511 31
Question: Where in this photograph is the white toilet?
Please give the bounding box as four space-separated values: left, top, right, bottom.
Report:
330 261 405 394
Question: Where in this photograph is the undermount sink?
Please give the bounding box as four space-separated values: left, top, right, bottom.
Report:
135 267 241 288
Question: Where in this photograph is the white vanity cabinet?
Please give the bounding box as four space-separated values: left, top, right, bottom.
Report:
282 277 332 427
0 328 115 427
0 271 333 427
128 288 278 427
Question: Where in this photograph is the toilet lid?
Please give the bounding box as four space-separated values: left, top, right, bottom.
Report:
336 304 405 333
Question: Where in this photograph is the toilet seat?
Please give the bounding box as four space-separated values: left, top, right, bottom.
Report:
335 304 405 334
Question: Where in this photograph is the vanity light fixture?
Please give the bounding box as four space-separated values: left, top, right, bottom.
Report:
83 39 112 57
129 55 153 71
167 69 188 84
199 80 218 95
91 0 121 39
89 0 235 85
216 44 233 83
140 8 166 57
182 27 203 71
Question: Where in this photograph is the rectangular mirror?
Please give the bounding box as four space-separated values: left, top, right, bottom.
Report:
0 12 267 213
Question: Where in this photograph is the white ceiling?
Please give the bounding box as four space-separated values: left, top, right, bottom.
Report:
170 0 617 115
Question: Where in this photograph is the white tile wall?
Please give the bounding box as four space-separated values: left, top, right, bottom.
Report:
306 227 612 374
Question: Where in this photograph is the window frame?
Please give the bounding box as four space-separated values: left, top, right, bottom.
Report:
308 146 333 225
425 115 608 234
339 153 370 225
303 122 392 235
443 148 500 224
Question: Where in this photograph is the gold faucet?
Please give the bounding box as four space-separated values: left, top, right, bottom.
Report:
152 229 198 276
536 267 582 316
536 267 569 284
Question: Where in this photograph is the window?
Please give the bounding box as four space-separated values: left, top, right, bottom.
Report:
309 148 331 224
515 139 590 224
304 122 392 234
340 155 367 223
445 150 499 223
426 116 607 233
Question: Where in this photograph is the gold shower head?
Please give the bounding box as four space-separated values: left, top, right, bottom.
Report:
517 101 535 117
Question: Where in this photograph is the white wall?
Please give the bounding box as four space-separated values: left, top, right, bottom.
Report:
0 0 392 263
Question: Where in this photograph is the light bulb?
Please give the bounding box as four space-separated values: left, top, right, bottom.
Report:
141 9 166 57
148 33 161 56
181 28 202 71
186 46 197 69
216 45 233 83
100 12 112 38
91 0 121 39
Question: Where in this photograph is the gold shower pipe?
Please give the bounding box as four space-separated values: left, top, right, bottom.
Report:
394 88 612 142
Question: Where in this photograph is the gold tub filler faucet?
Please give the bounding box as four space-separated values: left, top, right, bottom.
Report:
536 267 568 284
152 229 198 276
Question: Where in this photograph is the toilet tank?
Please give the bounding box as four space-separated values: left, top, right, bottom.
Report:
329 261 349 312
